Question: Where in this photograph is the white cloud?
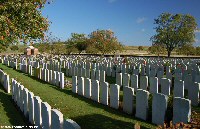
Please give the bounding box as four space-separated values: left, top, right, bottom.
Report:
136 17 147 24
108 0 117 3
141 29 145 32
195 38 199 42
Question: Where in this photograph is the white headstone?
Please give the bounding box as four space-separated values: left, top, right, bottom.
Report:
28 91 35 124
72 76 78 93
23 88 29 117
110 84 120 109
41 102 51 129
173 97 191 124
91 80 100 102
123 73 130 87
161 78 171 96
60 72 64 89
51 109 63 129
123 86 134 114
63 119 81 129
34 96 42 127
78 77 84 96
116 73 122 87
84 78 91 99
100 71 105 82
149 77 158 94
19 85 24 112
188 82 200 106
91 69 96 80
136 89 149 120
130 74 138 90
100 82 109 106
174 80 184 98
95 70 100 81
152 93 168 125
140 76 148 90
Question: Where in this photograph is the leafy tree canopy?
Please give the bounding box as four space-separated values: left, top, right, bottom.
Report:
89 29 123 55
66 33 88 54
138 46 144 51
151 13 198 57
0 0 49 48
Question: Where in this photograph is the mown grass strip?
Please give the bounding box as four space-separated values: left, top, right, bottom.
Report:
0 85 28 126
0 63 156 129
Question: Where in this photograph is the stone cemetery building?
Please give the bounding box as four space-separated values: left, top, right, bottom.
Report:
24 46 39 56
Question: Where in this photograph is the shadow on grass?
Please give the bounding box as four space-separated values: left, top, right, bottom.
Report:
47 85 154 128
71 113 147 129
0 85 30 126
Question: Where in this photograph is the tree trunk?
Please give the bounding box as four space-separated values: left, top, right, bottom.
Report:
167 51 171 57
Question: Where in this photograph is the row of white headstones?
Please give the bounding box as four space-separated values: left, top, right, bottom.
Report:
1 55 200 126
72 75 191 126
0 67 80 129
1 56 200 105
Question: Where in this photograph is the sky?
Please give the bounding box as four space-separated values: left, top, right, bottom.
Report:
42 0 200 46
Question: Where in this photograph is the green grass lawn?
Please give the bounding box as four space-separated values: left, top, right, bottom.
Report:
0 63 156 129
0 84 28 126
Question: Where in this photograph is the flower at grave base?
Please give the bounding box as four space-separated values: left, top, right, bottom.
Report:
0 36 4 40
134 123 140 129
143 60 146 65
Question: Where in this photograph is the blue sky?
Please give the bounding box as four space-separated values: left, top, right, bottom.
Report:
42 0 200 46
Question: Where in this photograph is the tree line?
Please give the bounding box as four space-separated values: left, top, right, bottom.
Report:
32 30 124 55
1 1 199 57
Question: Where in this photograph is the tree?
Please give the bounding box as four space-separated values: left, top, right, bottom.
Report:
151 13 198 57
176 43 196 56
148 44 166 56
33 42 50 53
0 0 49 46
196 47 200 55
89 29 122 55
10 45 19 51
0 44 7 52
51 42 66 55
66 33 88 54
85 43 99 54
138 46 144 51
